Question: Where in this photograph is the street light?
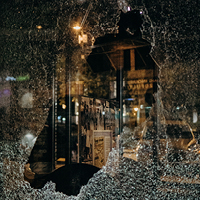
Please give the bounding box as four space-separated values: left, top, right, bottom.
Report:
73 26 81 30
73 24 88 45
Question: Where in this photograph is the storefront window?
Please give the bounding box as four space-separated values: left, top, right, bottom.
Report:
1 0 200 199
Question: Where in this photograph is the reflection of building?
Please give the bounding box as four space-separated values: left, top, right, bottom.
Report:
88 40 157 131
86 9 158 132
109 57 157 129
123 47 157 128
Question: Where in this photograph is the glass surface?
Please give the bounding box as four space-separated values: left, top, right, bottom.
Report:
0 0 200 199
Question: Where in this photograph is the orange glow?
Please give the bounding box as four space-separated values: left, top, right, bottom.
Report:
36 25 42 29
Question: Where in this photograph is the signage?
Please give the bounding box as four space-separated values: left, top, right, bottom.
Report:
93 130 112 168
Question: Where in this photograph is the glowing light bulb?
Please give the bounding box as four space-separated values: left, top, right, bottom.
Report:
73 26 81 30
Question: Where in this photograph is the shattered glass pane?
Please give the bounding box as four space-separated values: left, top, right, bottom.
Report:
1 0 200 199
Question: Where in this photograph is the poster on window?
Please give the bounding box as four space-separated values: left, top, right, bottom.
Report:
93 130 112 168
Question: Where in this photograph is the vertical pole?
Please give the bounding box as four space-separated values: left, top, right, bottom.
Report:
54 76 58 169
65 67 71 165
52 72 55 171
152 63 159 192
103 103 106 130
117 68 123 135
116 68 123 157
77 95 81 163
